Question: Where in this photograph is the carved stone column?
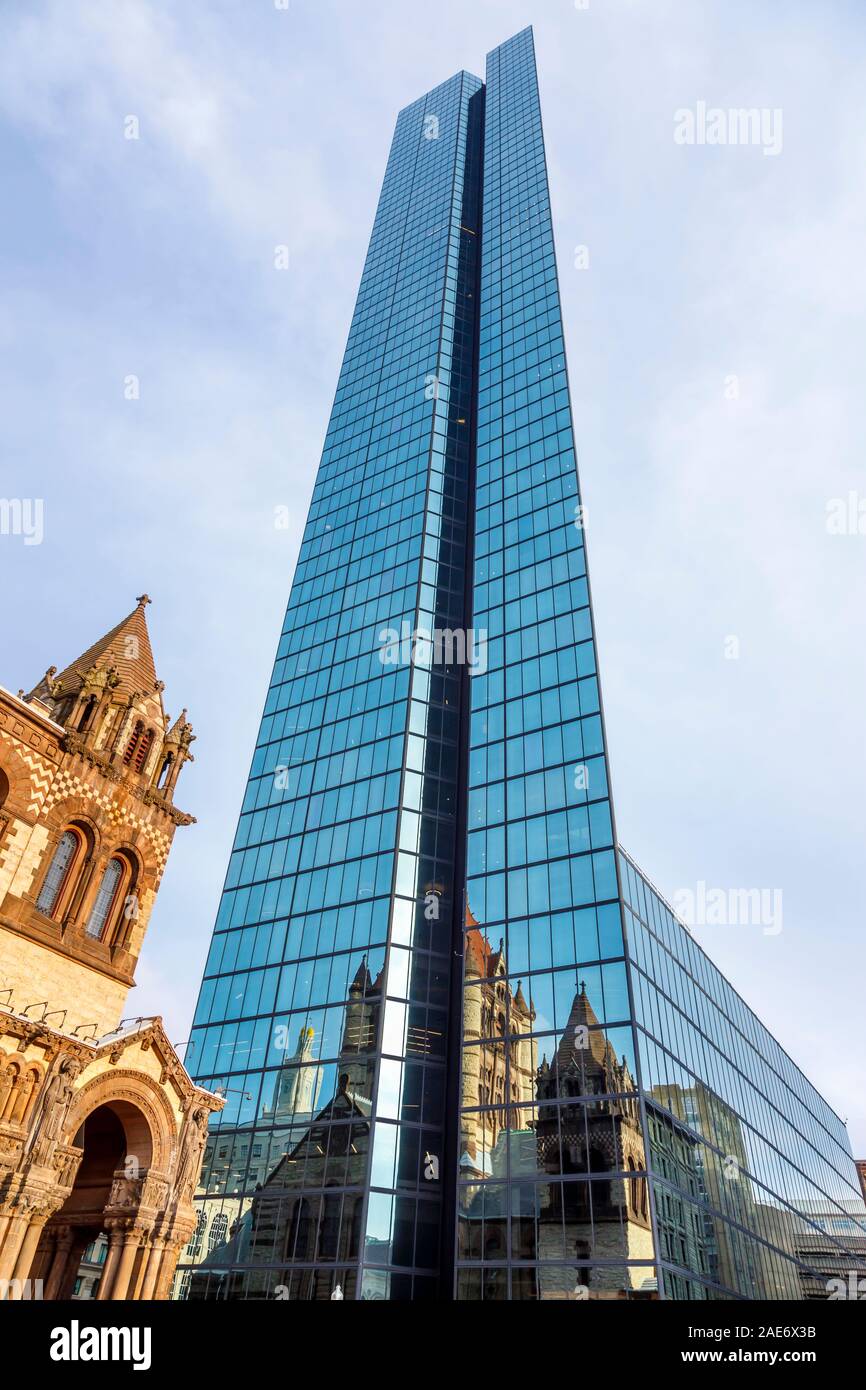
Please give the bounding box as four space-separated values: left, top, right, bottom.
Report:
139 1236 166 1300
0 1211 31 1283
95 1226 125 1300
68 849 111 936
1 1076 22 1124
153 1234 187 1301
110 1223 147 1301
28 1222 54 1285
128 1237 148 1300
43 1224 74 1300
56 1229 92 1301
8 1214 47 1294
111 1228 155 1301
10 1073 36 1126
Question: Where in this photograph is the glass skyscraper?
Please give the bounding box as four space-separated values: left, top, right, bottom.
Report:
178 28 866 1302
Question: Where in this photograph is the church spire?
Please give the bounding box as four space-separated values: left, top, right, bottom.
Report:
29 595 160 707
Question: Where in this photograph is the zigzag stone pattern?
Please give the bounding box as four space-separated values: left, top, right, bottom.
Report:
0 599 219 1303
0 598 195 1037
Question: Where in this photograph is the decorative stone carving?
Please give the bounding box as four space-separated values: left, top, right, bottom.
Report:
140 1172 170 1211
0 602 222 1297
107 1172 143 1210
52 1142 83 1189
65 1068 179 1172
174 1107 209 1204
0 1067 13 1119
0 1131 23 1168
27 1055 82 1168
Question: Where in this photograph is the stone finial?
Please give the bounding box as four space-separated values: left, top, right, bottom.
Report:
43 666 62 697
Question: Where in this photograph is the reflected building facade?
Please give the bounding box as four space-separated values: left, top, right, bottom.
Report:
621 852 863 1300
790 1198 866 1299
178 28 866 1300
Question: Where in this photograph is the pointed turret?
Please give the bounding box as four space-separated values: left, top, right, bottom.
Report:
29 594 159 710
157 706 196 801
19 595 194 815
513 980 533 1018
349 956 373 995
0 591 198 1044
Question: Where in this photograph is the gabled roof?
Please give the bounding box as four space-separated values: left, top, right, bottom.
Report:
260 1085 373 1191
0 1009 222 1114
465 927 506 979
90 1016 223 1110
43 595 160 700
551 981 610 1072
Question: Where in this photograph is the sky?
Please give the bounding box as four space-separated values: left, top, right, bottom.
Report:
1 0 864 1153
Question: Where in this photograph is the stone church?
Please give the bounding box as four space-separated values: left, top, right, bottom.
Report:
0 596 221 1300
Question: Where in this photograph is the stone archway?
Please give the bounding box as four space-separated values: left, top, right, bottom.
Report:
64 1073 174 1163
0 1019 220 1301
33 1076 177 1301
35 1102 127 1299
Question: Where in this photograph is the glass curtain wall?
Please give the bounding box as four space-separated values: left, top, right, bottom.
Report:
181 70 483 1302
177 23 866 1304
621 849 866 1300
455 29 654 1303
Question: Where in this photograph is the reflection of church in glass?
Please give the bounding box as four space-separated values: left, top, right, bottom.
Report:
647 1083 801 1299
188 960 383 1300
459 925 537 1173
270 1026 321 1118
458 924 655 1299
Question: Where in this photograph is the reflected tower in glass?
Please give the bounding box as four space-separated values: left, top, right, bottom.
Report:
178 28 866 1302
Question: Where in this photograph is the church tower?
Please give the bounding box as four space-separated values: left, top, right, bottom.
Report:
0 597 221 1301
0 594 195 1036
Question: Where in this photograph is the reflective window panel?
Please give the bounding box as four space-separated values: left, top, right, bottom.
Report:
179 65 484 1299
176 25 865 1302
621 849 866 1300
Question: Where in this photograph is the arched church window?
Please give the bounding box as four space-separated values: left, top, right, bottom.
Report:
0 769 9 844
132 728 154 773
77 695 98 733
36 829 81 917
290 1197 316 1262
0 1063 21 1124
187 1208 207 1259
85 857 126 940
208 1213 229 1254
122 721 145 767
319 1191 342 1260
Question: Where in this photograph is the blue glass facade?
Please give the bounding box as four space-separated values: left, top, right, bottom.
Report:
178 27 866 1301
621 850 866 1300
454 28 645 1302
182 67 484 1301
